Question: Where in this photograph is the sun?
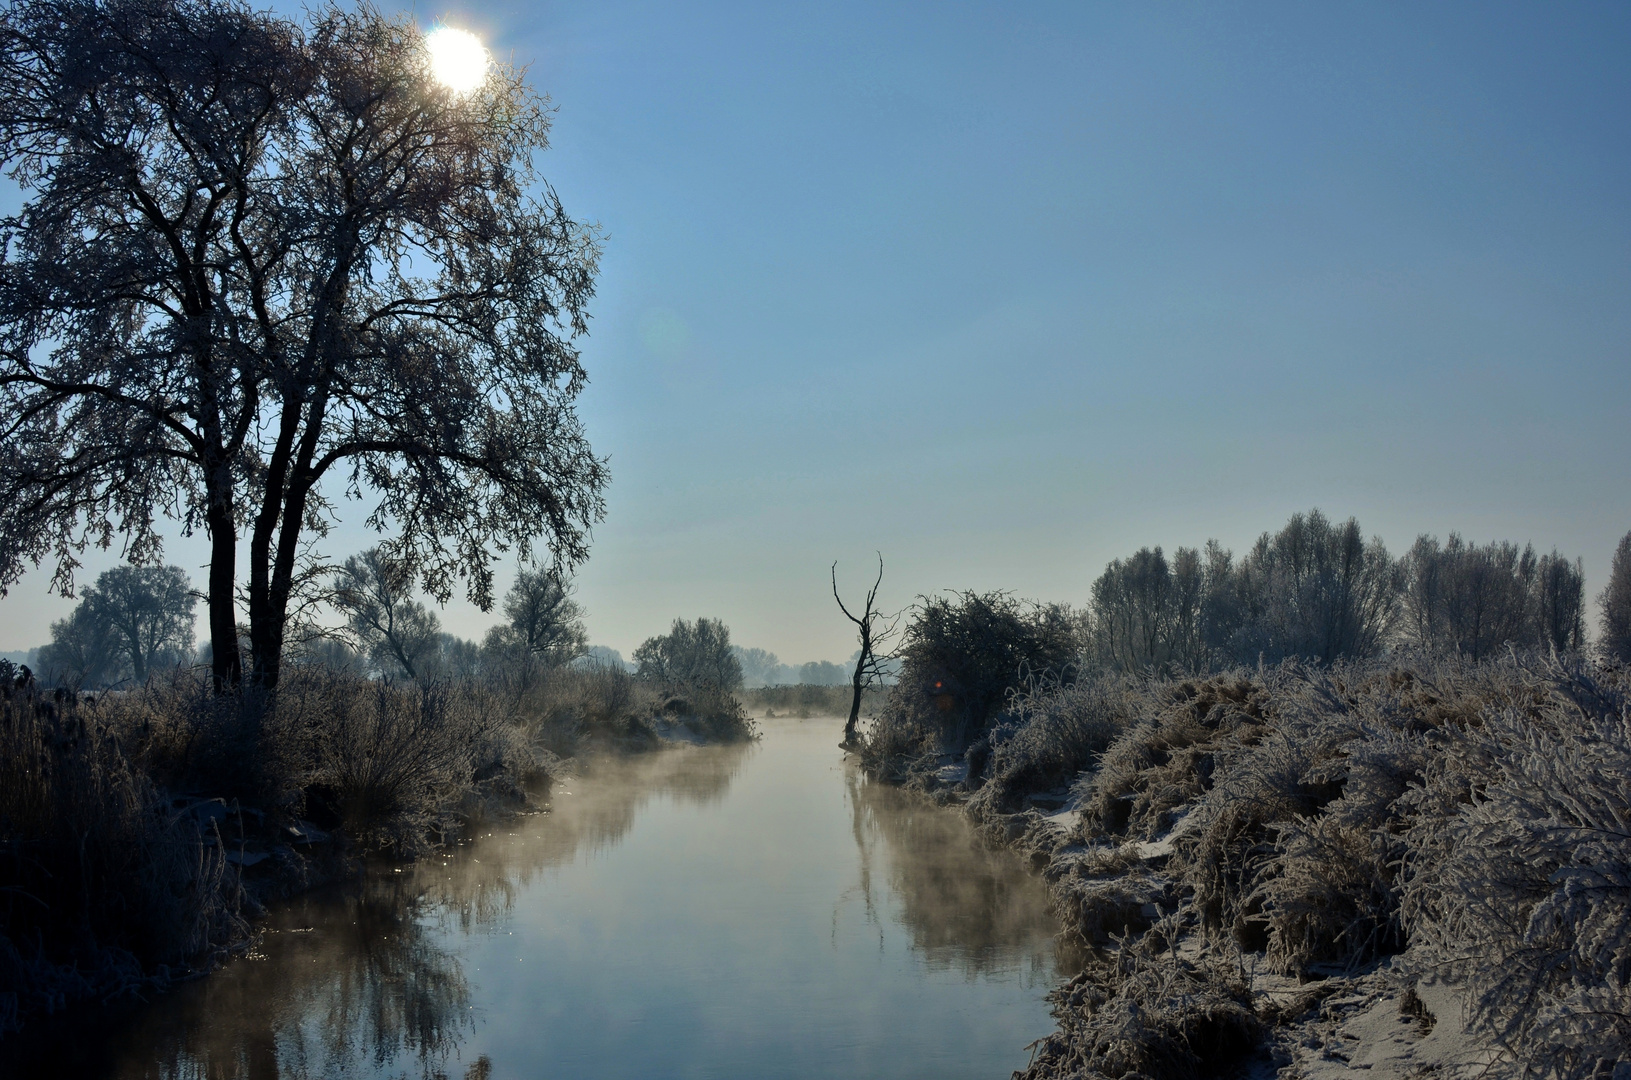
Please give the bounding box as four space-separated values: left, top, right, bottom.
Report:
425 26 489 94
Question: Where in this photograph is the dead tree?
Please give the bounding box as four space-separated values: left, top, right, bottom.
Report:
832 555 898 749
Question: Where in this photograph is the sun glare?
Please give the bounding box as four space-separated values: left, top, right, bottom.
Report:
426 26 488 94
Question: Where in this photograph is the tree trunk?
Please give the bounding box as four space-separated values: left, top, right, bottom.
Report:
844 671 863 747
206 494 241 692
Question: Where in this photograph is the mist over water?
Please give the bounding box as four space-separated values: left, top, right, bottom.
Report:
9 718 1066 1079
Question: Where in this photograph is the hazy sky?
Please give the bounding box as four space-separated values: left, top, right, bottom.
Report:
3 1 1629 663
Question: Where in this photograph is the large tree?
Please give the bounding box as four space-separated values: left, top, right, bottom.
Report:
0 0 606 690
36 563 196 686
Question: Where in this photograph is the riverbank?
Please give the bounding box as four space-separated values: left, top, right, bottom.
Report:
862 656 1631 1080
0 663 755 1039
2 716 1062 1079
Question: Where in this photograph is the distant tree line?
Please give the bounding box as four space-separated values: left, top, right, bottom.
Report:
1086 509 1599 675
871 510 1630 766
730 647 855 688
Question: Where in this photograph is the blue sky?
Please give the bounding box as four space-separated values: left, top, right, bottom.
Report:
3 1 1629 662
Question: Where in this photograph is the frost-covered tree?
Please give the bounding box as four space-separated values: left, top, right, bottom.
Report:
1401 535 1584 658
1088 545 1215 673
0 0 605 690
634 618 743 692
483 567 586 667
1401 534 1533 659
1089 547 1174 672
35 564 195 686
1601 530 1631 663
1530 549 1585 654
1225 510 1398 665
333 547 441 679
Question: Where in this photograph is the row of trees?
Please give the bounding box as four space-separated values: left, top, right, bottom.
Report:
1086 509 1620 674
731 648 851 688
28 543 765 696
331 549 587 682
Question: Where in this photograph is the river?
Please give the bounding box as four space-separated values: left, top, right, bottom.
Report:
11 717 1069 1079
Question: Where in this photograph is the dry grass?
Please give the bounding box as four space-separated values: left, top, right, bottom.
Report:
0 679 248 1035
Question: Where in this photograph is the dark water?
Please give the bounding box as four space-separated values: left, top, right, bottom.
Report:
13 717 1067 1079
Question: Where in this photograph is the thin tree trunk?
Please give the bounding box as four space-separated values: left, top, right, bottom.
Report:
844 670 864 746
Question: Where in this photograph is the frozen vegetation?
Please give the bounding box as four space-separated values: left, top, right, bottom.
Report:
859 512 1631 1080
0 602 755 1035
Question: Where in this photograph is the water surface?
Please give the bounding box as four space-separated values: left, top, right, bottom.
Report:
18 717 1066 1079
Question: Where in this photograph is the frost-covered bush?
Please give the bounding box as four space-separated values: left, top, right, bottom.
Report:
865 591 1080 763
867 635 1628 1077
968 674 1138 813
1016 915 1261 1080
1402 662 1631 1078
273 674 523 854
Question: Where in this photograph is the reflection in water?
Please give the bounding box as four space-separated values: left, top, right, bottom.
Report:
416 742 753 934
3 744 751 1080
845 768 1071 979
6 721 1063 1080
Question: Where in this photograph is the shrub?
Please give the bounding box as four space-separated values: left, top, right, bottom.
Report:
865 591 1080 763
271 673 530 855
0 672 247 1034
967 673 1137 814
497 662 663 755
1401 661 1631 1078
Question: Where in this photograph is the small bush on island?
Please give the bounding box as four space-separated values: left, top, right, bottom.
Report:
630 617 757 743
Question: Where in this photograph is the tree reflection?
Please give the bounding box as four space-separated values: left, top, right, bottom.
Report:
844 765 1073 979
8 742 751 1079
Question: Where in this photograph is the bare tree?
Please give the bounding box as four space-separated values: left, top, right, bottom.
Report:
1601 531 1631 663
832 555 898 748
333 547 440 679
0 0 605 691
